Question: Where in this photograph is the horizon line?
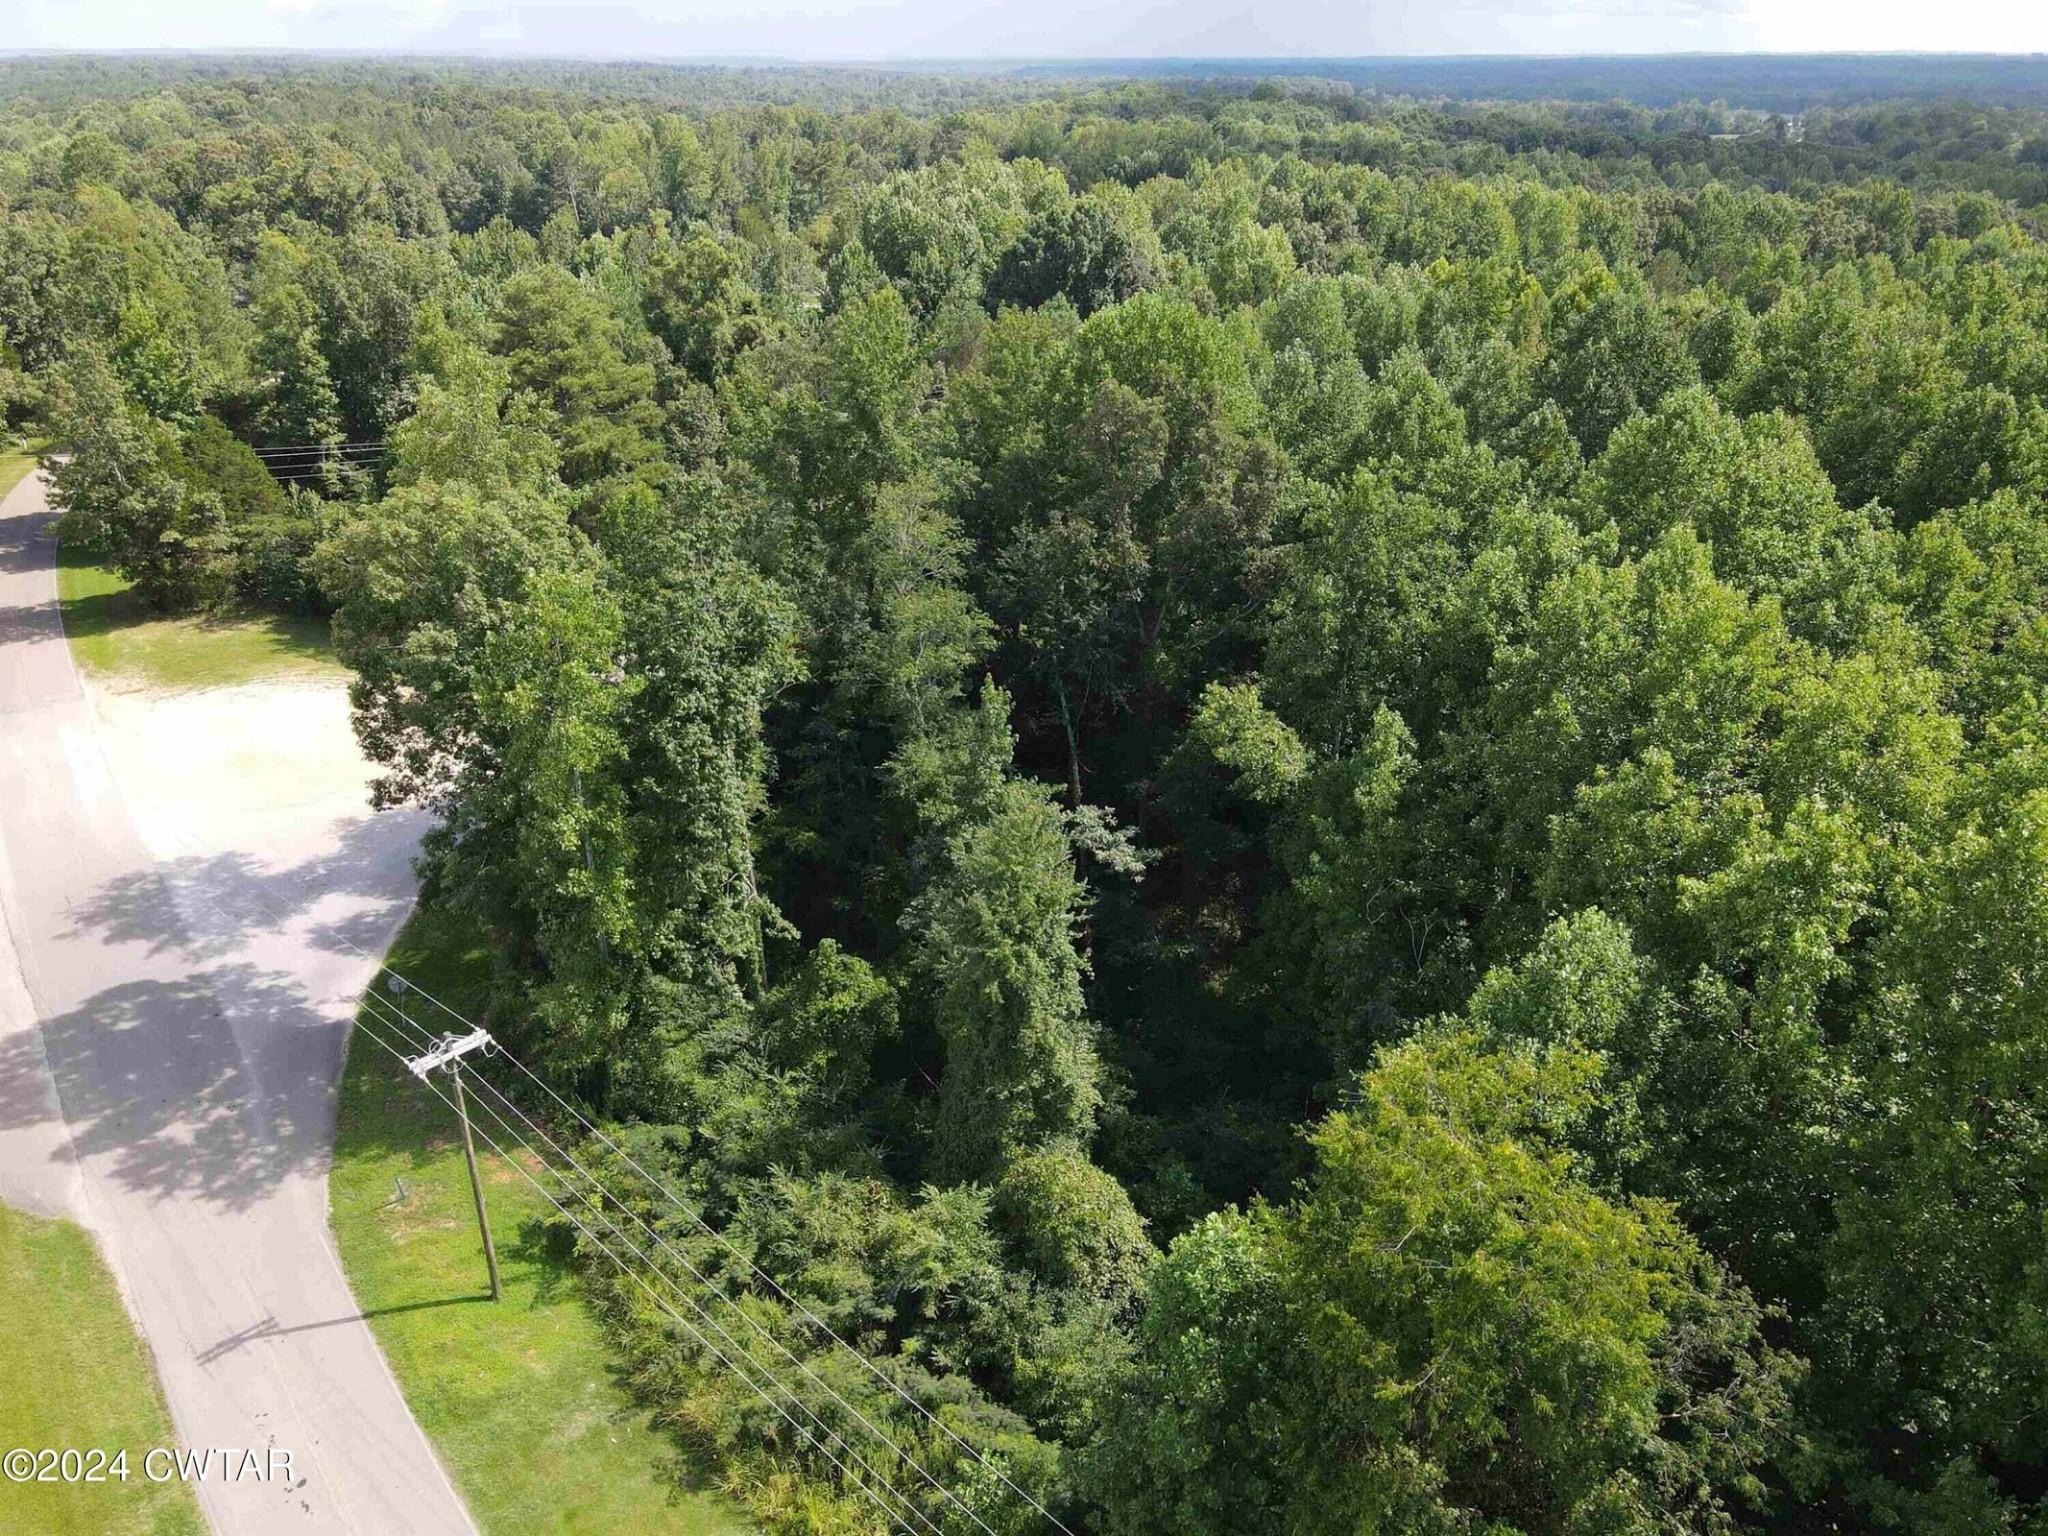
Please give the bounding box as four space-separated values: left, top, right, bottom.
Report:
4 47 2048 66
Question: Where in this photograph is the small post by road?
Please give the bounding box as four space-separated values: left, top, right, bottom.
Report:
448 1062 501 1302
406 1027 501 1302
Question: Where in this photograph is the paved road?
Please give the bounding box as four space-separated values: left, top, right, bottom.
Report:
0 471 477 1536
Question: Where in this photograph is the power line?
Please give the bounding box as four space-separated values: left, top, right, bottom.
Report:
253 450 386 462
134 621 1075 1536
248 439 389 483
344 1007 942 1536
355 1009 949 1536
439 998 1078 1533
252 452 387 462
436 1036 1008 1536
255 453 385 460
366 944 1076 1533
133 830 979 1536
355 996 963 1536
362 926 1074 1533
250 440 389 453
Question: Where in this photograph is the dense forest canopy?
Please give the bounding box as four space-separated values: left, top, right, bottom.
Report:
11 52 2048 1535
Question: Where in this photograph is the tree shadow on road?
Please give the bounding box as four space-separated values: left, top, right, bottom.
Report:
63 813 422 967
3 814 426 1213
0 592 63 648
26 962 331 1211
0 1028 73 1152
0 504 53 577
0 507 63 647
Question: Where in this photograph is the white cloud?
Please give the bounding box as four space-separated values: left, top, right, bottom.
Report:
1744 0 2048 52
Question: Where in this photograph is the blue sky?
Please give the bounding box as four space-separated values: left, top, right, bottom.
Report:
8 0 2048 61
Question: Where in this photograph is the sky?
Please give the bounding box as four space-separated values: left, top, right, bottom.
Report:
7 0 2048 61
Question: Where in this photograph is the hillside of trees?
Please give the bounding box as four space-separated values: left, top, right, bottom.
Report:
1034 53 2048 111
10 57 2048 1535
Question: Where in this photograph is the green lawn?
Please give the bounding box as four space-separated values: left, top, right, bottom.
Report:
3 445 340 692
0 444 42 500
0 1203 205 1536
330 904 748 1536
55 545 342 691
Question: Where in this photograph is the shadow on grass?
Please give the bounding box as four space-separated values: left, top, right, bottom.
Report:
195 1295 496 1364
517 1216 583 1309
51 543 144 635
336 902 505 1166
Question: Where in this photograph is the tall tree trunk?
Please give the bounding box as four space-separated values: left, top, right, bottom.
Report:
1055 676 1082 807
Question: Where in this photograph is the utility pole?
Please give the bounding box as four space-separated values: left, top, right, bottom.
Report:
407 1028 501 1301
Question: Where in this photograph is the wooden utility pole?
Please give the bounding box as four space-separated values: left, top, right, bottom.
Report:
449 1062 501 1301
406 1027 501 1302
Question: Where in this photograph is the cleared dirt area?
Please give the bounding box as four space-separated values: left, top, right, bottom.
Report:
85 676 382 867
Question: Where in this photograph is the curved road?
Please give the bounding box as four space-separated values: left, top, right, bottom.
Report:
0 471 477 1536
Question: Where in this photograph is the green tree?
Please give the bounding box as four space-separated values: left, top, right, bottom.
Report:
600 482 798 1036
494 265 663 488
1815 771 2048 1518
249 232 344 459
986 196 1154 318
992 1145 1154 1305
642 233 766 383
46 350 236 609
1583 386 1851 610
387 315 561 497
313 476 582 812
1092 1035 1795 1536
1542 278 1698 453
909 766 1102 1184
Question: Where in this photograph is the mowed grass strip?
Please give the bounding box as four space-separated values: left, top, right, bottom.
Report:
0 444 43 500
0 1202 205 1536
3 448 338 691
55 544 341 692
330 904 749 1536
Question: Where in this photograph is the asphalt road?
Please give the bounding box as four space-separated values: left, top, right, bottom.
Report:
0 471 477 1536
